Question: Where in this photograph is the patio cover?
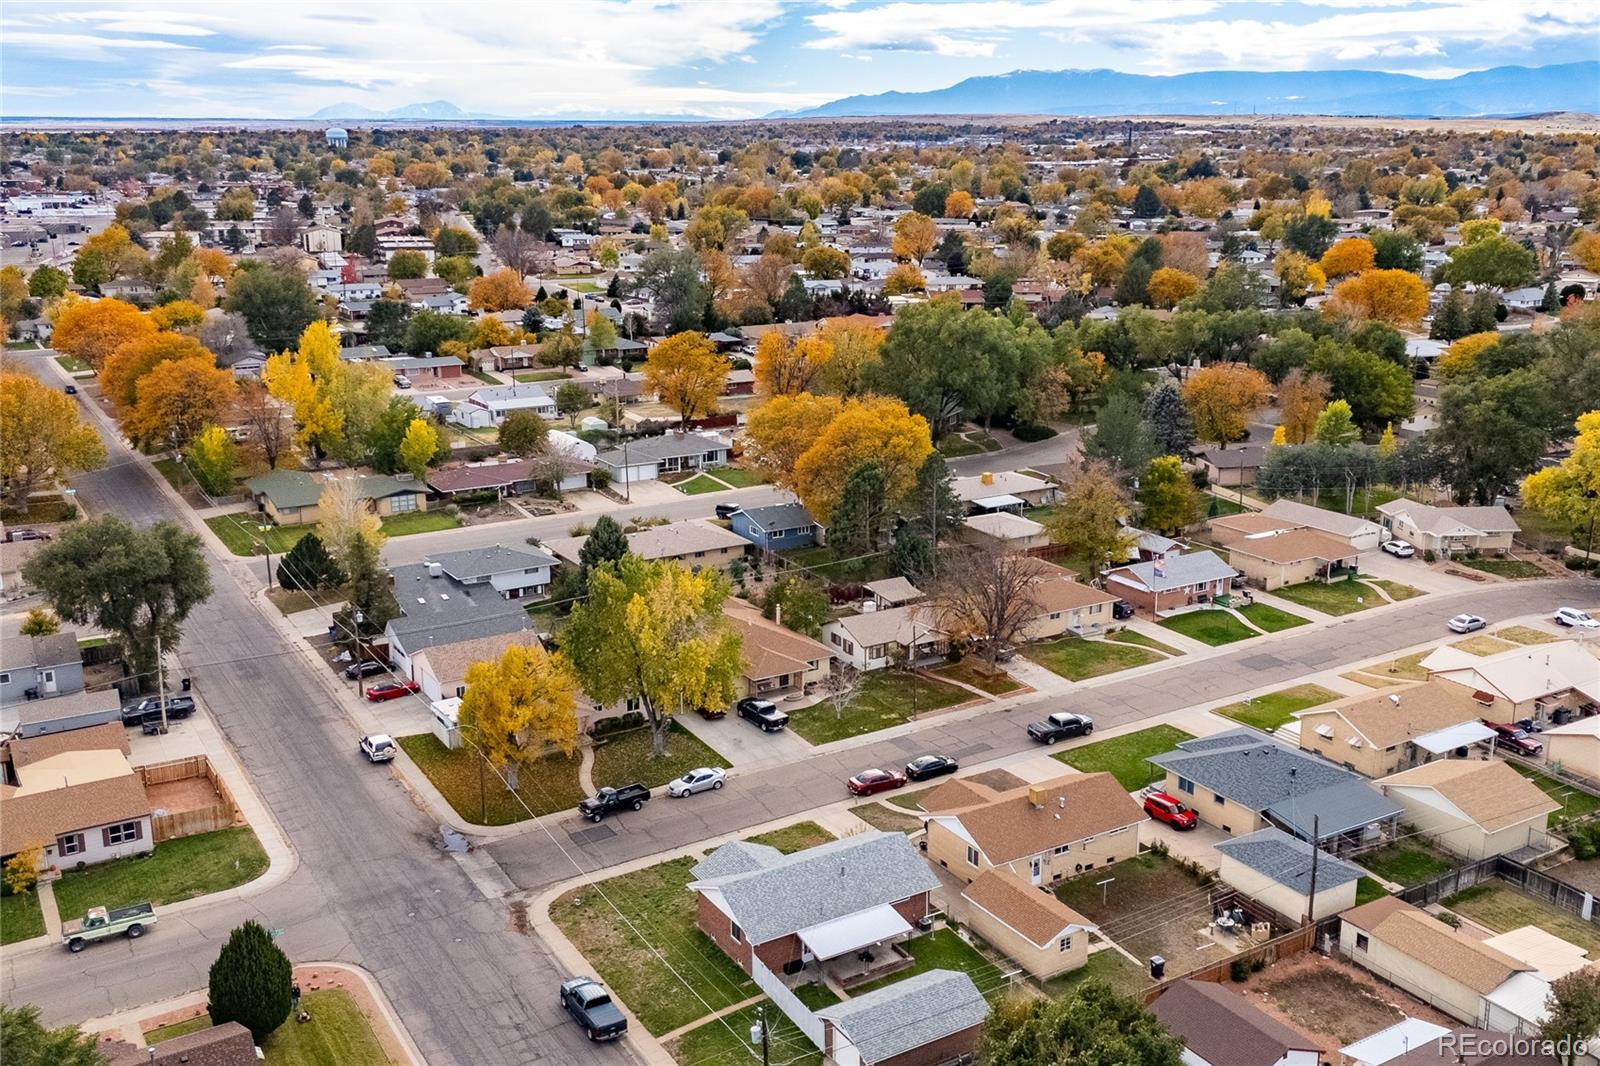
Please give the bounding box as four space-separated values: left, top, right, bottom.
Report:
1412 721 1496 755
798 904 912 961
972 494 1025 511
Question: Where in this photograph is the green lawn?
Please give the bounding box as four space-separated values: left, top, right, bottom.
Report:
149 991 390 1065
1215 684 1340 733
592 722 731 790
712 467 765 488
1364 578 1424 602
849 802 926 834
668 998 823 1066
51 828 269 921
513 369 570 382
377 511 462 537
54 353 90 372
780 545 896 584
395 733 585 824
851 928 1006 1000
1511 763 1600 820
1024 635 1159 681
1108 630 1183 656
1357 844 1455 887
146 1015 214 1043
0 891 46 944
932 658 1023 695
674 474 727 495
206 512 461 556
1456 557 1546 579
152 458 193 491
1053 724 1195 791
551 856 758 1035
1443 882 1600 955
1271 579 1377 616
1043 948 1148 998
1238 602 1310 633
468 369 501 384
1204 494 1248 518
1355 877 1390 906
787 671 968 745
1312 486 1401 519
744 821 835 854
1158 609 1256 646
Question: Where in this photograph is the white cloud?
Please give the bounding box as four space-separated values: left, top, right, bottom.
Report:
805 0 1216 56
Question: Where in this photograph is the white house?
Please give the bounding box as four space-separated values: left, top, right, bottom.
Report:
424 544 558 600
1374 499 1519 556
465 384 557 424
821 604 942 671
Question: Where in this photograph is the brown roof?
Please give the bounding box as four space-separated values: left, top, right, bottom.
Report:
917 778 1000 813
1341 897 1531 995
1304 680 1494 750
1339 893 1412 933
1031 573 1118 613
0 773 151 854
4 722 129 770
1207 512 1297 546
1380 758 1560 832
427 457 540 493
1150 979 1319 1066
1227 527 1360 565
722 601 831 683
962 869 1093 947
935 773 1146 864
413 631 543 691
104 1022 259 1066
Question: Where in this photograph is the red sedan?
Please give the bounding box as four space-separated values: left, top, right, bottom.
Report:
365 679 420 702
847 768 908 796
1143 791 1198 830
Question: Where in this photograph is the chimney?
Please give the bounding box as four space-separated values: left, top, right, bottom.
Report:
427 562 443 578
980 472 994 486
1027 786 1046 808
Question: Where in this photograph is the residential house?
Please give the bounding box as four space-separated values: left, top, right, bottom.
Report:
8 689 123 738
101 1022 259 1066
424 544 558 601
1214 827 1363 923
1261 499 1383 551
1375 500 1519 556
301 225 341 254
960 511 1049 551
822 604 943 672
0 735 152 869
1295 681 1497 778
730 503 822 552
1382 1028 1558 1064
380 355 463 382
427 457 541 500
923 773 1145 887
1478 926 1595 1037
384 562 532 679
1014 560 1118 641
244 470 428 526
543 520 749 572
722 599 832 700
861 578 924 611
0 631 85 704
1199 445 1268 488
592 431 732 487
1541 716 1600 782
411 630 542 704
463 384 557 425
1338 1019 1452 1066
815 969 989 1066
1339 896 1535 1027
1418 640 1600 724
1208 511 1303 548
959 869 1097 978
950 471 1057 513
1149 979 1321 1066
474 344 543 373
1104 550 1237 617
1228 528 1361 591
1148 730 1403 848
1378 759 1559 860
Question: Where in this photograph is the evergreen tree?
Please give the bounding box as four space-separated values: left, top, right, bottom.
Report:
1541 280 1561 314
1083 392 1156 478
904 453 964 548
605 274 621 298
0 1004 107 1066
578 515 630 577
1467 289 1500 333
1142 383 1196 457
333 536 399 652
1131 184 1164 219
1114 257 1154 307
829 461 891 556
891 526 936 581
208 920 292 1043
1429 288 1468 341
277 532 343 591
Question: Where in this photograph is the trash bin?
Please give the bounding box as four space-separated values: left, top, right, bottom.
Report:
1150 955 1165 980
181 677 192 692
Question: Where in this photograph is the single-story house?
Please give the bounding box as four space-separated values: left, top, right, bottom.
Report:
1016 562 1119 641
1478 926 1595 1037
1261 499 1383 551
1228 528 1361 591
411 630 543 704
1542 715 1600 783
960 511 1049 551
950 471 1056 512
424 544 557 601
8 689 123 739
924 773 1145 887
959 869 1097 979
543 519 749 572
0 631 85 704
384 562 532 679
1150 978 1321 1066
730 503 822 552
1104 550 1236 617
1199 445 1268 488
1378 759 1559 860
721 600 832 700
102 1021 259 1066
862 577 925 611
816 969 989 1066
1215 827 1362 924
1148 730 1403 848
1375 500 1519 556
379 355 463 381
427 457 541 499
473 344 543 372
245 470 428 527
1208 511 1301 548
821 604 943 672
462 384 557 424
1382 1028 1558 1064
0 739 152 869
592 431 732 487
1419 640 1600 724
1295 681 1497 779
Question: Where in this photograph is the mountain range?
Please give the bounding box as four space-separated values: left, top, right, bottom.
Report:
781 62 1600 119
307 100 503 121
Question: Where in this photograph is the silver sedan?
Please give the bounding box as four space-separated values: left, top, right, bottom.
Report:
666 767 726 797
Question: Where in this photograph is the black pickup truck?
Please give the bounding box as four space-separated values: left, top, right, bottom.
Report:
577 783 651 823
1027 712 1094 744
560 976 628 1041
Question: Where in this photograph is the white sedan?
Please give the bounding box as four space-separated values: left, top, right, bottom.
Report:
1381 539 1415 558
1447 614 1487 634
666 767 726 797
1555 607 1600 629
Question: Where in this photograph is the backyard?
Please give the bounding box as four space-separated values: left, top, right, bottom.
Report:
1024 635 1160 681
147 989 391 1065
1443 882 1600 955
667 997 824 1066
1055 852 1217 980
1271 579 1380 616
395 734 585 823
0 891 45 945
1511 763 1600 821
592 722 731 790
51 827 269 921
780 545 895 584
1053 724 1195 790
1238 602 1310 633
1158 609 1256 646
1215 684 1340 733
1355 842 1455 887
786 671 969 745
1042 947 1148 998
851 927 1007 1001
1253 962 1406 1049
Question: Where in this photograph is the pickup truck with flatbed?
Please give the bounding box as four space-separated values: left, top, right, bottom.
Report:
1027 712 1094 744
63 903 156 952
577 783 650 822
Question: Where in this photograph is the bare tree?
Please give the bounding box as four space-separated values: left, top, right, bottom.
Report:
530 446 589 501
267 205 300 247
931 545 1047 675
823 664 863 722
233 379 295 470
492 224 549 276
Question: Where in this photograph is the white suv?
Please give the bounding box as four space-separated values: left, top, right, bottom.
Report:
1381 539 1415 558
1555 607 1600 629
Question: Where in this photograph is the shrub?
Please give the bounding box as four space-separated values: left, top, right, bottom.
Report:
591 711 646 737
1011 422 1058 442
1423 549 1436 563
1229 958 1251 982
1435 911 1462 928
590 468 612 492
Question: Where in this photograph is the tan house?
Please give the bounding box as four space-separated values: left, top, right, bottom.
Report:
822 604 944 672
543 519 749 572
721 600 832 700
1261 498 1382 551
960 869 1096 978
1295 681 1498 779
1207 511 1300 548
1378 759 1560 860
1214 827 1362 924
411 630 544 704
1419 641 1600 724
1542 716 1600 783
0 738 153 870
1340 895 1534 1026
1227 528 1361 591
1375 499 1518 557
1020 567 1119 641
959 511 1049 551
923 773 1145 887
244 469 429 527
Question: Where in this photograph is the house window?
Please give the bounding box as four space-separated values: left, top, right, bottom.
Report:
104 821 142 846
391 493 418 513
966 846 979 866
1058 935 1073 952
57 833 84 856
731 921 743 943
0 672 8 685
1176 777 1195 795
1213 794 1225 806
1355 932 1370 951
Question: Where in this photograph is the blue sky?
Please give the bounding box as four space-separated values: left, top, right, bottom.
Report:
2 1 1595 119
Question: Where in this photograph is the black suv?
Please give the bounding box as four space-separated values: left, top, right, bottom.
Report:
120 696 196 726
344 660 389 680
737 697 789 732
577 783 651 822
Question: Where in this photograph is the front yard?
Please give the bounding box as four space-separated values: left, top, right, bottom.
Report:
851 927 1006 1001
1215 684 1340 733
592 722 731 790
1443 882 1600 955
54 353 90 373
1365 578 1423 602
1455 557 1547 579
1024 635 1160 681
1108 630 1183 656
205 512 462 557
932 658 1023 695
743 821 835 854
1158 609 1256 646
51 827 269 921
0 891 45 944
1238 602 1310 633
1052 724 1194 790
786 671 969 745
148 989 390 1066
1271 579 1379 616
395 734 585 823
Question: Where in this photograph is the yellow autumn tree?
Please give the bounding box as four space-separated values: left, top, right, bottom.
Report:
148 299 205 331
1274 250 1326 303
1435 332 1501 380
1147 267 1200 309
1522 411 1600 549
0 371 106 508
1328 269 1429 329
883 263 926 296
317 476 385 565
458 640 580 791
944 190 975 218
643 332 727 427
1318 237 1377 280
744 392 843 482
468 268 532 312
891 212 936 262
1181 362 1272 449
791 396 932 522
398 418 440 481
753 331 833 396
50 296 155 369
814 318 885 396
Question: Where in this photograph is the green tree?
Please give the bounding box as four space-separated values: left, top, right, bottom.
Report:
23 516 210 688
633 247 707 334
18 607 59 637
1540 967 1600 1066
400 310 473 356
433 226 479 257
1370 229 1424 272
433 255 476 289
1082 392 1156 479
184 425 237 496
1131 184 1164 218
207 920 292 1043
225 265 318 351
976 979 1183 1066
365 397 427 473
1142 382 1196 456
1429 288 1469 341
761 577 830 637
1283 213 1338 258
365 299 412 349
1435 368 1559 504
1045 462 1136 579
1313 399 1360 446
0 1004 107 1066
276 531 343 591
27 265 68 300
891 525 936 581
499 409 549 457
903 452 965 551
1305 343 1414 432
1442 234 1537 289
830 461 892 556
578 514 630 576
387 250 428 280
555 381 589 426
332 534 400 653
1137 455 1198 534
1467 289 1501 333
398 418 440 481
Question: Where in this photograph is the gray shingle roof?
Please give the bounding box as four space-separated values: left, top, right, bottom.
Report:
690 841 784 880
1107 549 1236 593
816 969 988 1065
427 544 557 582
690 831 939 944
385 563 530 651
596 432 729 466
736 503 816 533
1215 827 1362 893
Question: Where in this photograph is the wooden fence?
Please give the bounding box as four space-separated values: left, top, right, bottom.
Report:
1401 854 1600 924
138 755 238 843
1141 922 1320 1005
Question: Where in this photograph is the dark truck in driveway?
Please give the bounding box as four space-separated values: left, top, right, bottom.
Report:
577 783 651 822
560 976 628 1041
1027 711 1094 744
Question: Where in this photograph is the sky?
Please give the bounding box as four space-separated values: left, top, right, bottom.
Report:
2 0 1596 120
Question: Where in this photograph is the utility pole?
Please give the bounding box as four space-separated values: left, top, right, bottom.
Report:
156 633 169 734
1305 814 1320 927
749 1005 769 1066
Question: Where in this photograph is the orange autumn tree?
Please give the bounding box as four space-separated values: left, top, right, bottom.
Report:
124 358 236 450
743 392 843 482
1147 267 1201 309
1181 363 1272 449
1318 237 1377 280
753 331 833 396
100 332 214 410
51 297 155 369
790 396 932 522
1328 269 1429 329
467 268 532 312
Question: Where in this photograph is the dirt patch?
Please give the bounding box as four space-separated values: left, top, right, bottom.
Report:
1548 859 1600 896
850 802 925 834
145 777 225 817
1246 952 1455 1055
967 768 1027 792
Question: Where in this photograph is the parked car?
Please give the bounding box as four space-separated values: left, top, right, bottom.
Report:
1483 720 1543 756
695 703 727 721
1555 607 1600 629
559 977 628 1041
120 695 195 726
714 504 743 520
63 384 77 395
3 527 51 542
578 783 650 822
666 767 726 797
359 734 398 762
393 374 412 389
1027 711 1094 744
365 679 420 702
1447 614 1486 634
62 903 156 953
1142 791 1197 830
344 659 389 680
905 754 959 781
736 697 789 732
1111 600 1135 620
847 768 908 796
1381 539 1416 558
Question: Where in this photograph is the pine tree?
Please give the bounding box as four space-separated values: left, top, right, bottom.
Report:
1131 184 1164 219
208 920 292 1043
579 515 630 577
904 453 964 548
1142 383 1196 457
1540 280 1561 314
891 526 935 580
333 536 399 651
277 532 343 591
1429 288 1467 341
829 461 890 556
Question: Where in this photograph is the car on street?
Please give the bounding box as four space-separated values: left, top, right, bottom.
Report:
1555 607 1600 629
359 734 398 762
736 697 789 732
714 504 743 520
578 783 650 822
62 903 156 953
3 528 51 542
559 977 628 1041
120 695 196 725
393 374 412 389
344 659 389 680
847 768 908 796
904 754 959 781
1447 614 1486 634
1381 539 1416 558
1482 720 1543 756
1142 791 1198 830
365 679 420 702
63 384 77 395
1027 711 1094 744
666 767 726 797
